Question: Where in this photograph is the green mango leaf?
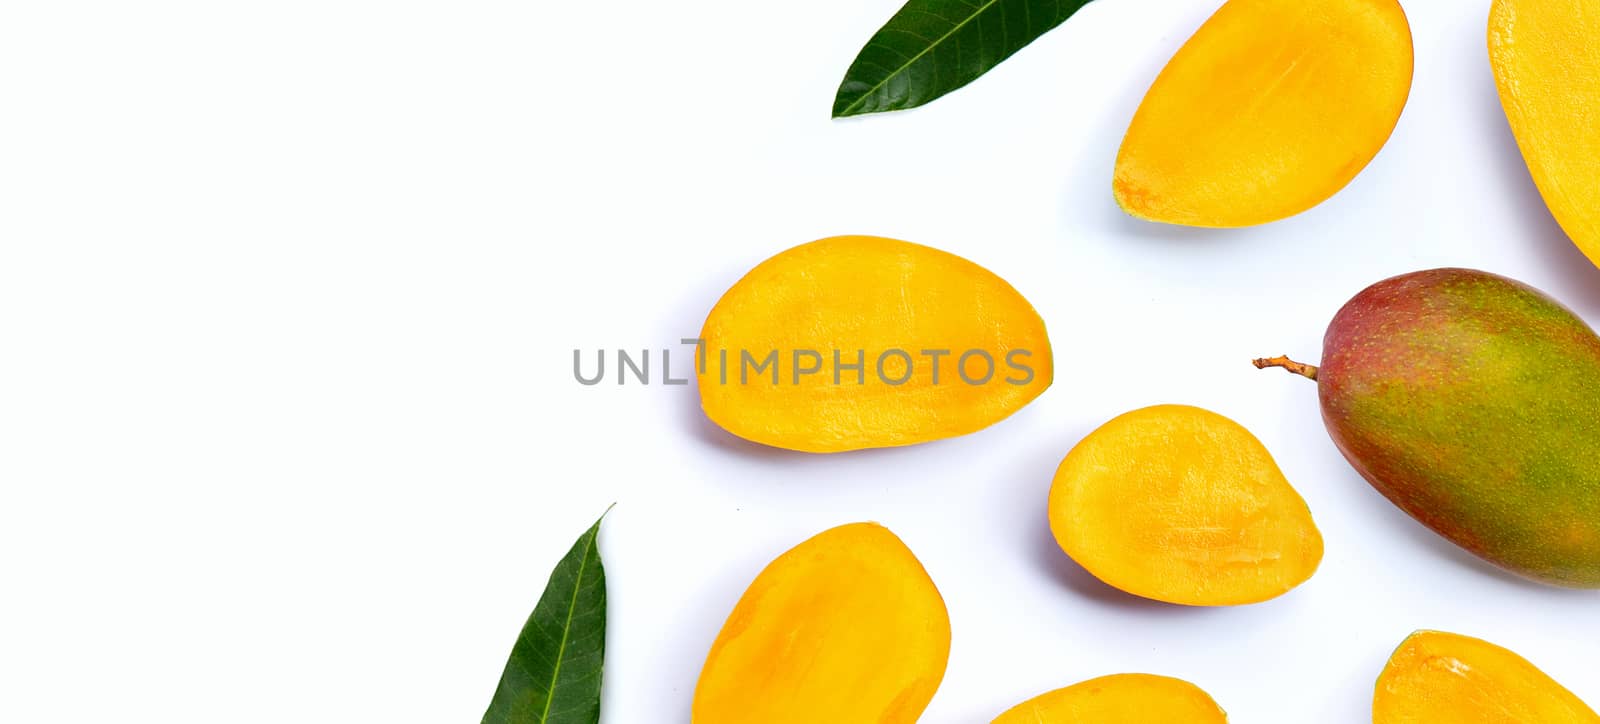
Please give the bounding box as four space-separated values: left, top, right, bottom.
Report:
834 0 1098 117
482 511 609 724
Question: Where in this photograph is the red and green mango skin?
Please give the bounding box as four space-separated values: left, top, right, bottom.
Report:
1318 268 1600 587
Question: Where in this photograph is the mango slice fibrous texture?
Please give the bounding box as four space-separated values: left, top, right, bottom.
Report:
1048 405 1324 606
692 522 951 724
1490 0 1600 267
698 235 1052 453
1115 0 1414 227
1374 630 1599 723
992 674 1229 723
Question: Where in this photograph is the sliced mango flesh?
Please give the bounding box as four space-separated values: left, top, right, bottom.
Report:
698 235 1052 453
1048 404 1324 606
1114 0 1414 227
692 522 951 724
992 674 1229 723
1490 0 1600 267
1374 630 1599 723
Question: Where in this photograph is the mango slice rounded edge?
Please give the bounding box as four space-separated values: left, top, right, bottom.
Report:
1048 404 1324 606
698 235 1053 453
1374 630 1599 723
1114 0 1414 227
692 522 951 724
992 673 1228 723
1489 0 1600 267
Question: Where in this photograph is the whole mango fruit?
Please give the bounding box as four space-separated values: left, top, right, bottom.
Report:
1256 268 1600 587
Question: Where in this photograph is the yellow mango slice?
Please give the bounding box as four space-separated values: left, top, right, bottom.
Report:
1048 405 1324 606
1114 0 1414 227
698 235 1052 453
993 674 1229 723
1375 630 1599 723
1490 0 1600 267
693 522 951 724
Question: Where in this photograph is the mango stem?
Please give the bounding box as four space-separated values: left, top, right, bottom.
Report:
1253 355 1319 381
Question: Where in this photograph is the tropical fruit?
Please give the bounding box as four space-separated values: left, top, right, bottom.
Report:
1490 0 1600 267
1374 630 1599 723
1115 0 1413 227
1047 404 1324 606
692 522 950 724
993 673 1228 723
698 235 1052 452
1256 268 1600 587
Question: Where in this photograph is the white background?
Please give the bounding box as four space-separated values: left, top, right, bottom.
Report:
3 0 1598 721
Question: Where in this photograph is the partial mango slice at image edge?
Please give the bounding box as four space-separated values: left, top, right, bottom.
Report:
1048 404 1324 606
698 235 1053 453
1489 0 1600 268
1374 630 1600 723
1115 0 1414 227
692 522 951 724
992 673 1228 723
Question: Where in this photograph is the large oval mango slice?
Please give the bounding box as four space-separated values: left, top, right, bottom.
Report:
993 674 1229 723
1375 630 1599 723
1490 0 1600 267
698 235 1052 453
1114 0 1414 227
692 522 951 724
1048 405 1324 606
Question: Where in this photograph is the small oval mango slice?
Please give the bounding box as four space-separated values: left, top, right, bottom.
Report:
1114 0 1414 227
1048 404 1324 606
698 235 1052 453
993 674 1228 723
692 522 951 724
1375 630 1599 723
1490 0 1600 268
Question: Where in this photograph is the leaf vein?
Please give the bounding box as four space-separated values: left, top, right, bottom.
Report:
535 531 595 724
838 0 1009 115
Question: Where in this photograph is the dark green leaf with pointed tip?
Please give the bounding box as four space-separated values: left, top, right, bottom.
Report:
482 513 608 724
834 0 1098 117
